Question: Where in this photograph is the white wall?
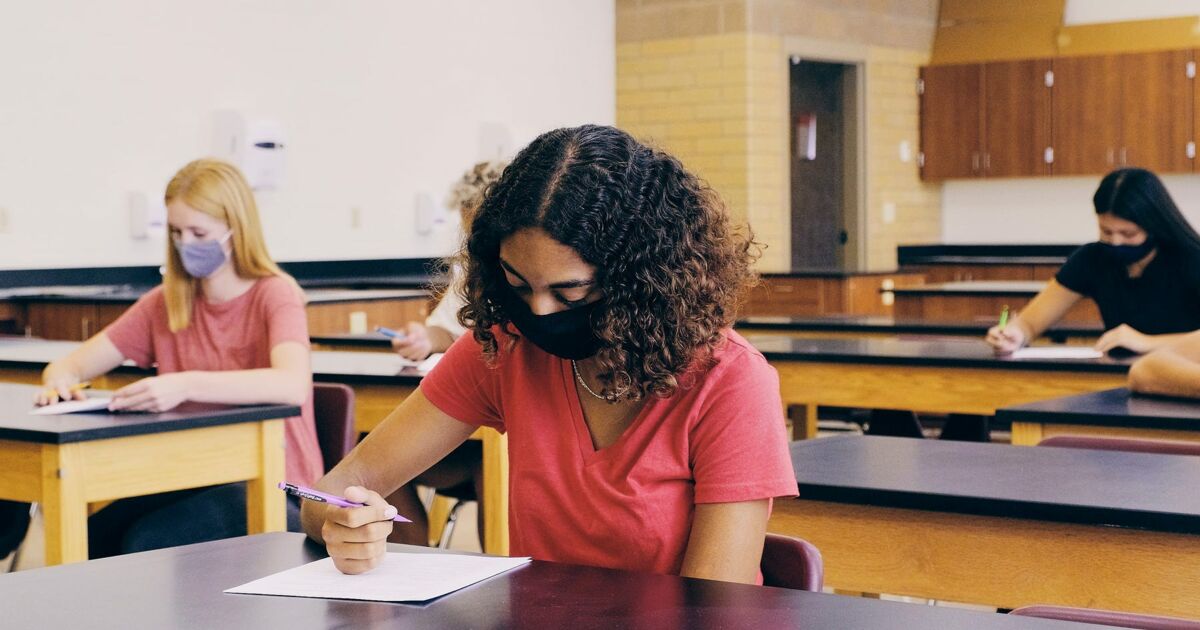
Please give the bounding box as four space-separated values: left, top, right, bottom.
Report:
1064 0 1200 25
941 175 1200 244
0 1 615 269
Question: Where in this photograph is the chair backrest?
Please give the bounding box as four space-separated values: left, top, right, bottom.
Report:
760 533 823 592
312 383 357 473
1037 435 1200 457
1010 605 1200 629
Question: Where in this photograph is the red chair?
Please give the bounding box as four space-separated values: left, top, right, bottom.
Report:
1037 435 1200 457
760 533 824 592
1010 605 1200 629
312 383 357 473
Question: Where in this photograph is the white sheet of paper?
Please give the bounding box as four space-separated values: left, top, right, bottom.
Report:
417 353 444 373
29 397 113 415
225 552 531 602
1010 347 1103 360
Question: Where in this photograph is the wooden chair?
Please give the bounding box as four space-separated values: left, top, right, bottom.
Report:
312 383 357 472
761 533 824 592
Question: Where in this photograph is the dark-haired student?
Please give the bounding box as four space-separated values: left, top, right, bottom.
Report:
988 168 1200 355
302 125 797 583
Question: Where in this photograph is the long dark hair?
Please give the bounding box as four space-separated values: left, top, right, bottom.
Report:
457 125 761 402
1094 168 1200 256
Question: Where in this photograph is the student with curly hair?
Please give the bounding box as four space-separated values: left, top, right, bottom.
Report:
302 125 797 583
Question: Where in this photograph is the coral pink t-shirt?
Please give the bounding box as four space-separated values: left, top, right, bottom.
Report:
104 276 323 487
420 328 797 576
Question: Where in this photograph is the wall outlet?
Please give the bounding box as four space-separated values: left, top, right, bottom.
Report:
882 202 897 225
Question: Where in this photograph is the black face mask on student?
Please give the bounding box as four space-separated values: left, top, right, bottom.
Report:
1100 236 1156 265
499 286 602 360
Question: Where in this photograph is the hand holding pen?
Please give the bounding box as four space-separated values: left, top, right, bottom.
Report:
985 305 1026 354
285 482 406 575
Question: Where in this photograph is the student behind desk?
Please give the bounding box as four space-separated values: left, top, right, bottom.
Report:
384 159 507 547
34 158 322 558
988 168 1200 356
303 125 797 584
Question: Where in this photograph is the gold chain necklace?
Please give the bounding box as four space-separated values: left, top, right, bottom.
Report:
571 359 606 400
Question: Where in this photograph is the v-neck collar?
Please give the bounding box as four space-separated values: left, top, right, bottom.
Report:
558 358 652 463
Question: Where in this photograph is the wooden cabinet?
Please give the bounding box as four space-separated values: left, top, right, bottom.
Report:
742 274 924 317
920 64 983 179
922 49 1197 179
921 60 1051 180
903 263 1061 283
305 298 432 336
983 59 1052 177
26 303 122 341
1119 50 1193 173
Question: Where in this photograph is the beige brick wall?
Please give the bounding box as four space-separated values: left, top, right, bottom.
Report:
617 0 939 271
864 47 942 270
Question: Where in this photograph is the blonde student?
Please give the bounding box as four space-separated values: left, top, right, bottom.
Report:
987 168 1200 356
303 125 796 584
36 158 322 558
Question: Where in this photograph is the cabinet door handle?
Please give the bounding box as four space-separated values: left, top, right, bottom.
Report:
1120 147 1128 166
971 152 980 173
81 318 90 340
983 153 991 172
1106 148 1115 165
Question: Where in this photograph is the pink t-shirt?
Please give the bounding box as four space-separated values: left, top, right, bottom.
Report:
420 328 797 576
104 276 323 487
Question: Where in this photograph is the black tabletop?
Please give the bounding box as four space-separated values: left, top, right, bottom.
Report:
746 334 1133 373
736 315 1103 338
892 281 1046 296
0 533 1091 629
997 388 1200 432
791 435 1200 534
0 382 300 444
310 331 393 349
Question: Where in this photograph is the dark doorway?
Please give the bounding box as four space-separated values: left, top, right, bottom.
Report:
790 59 854 270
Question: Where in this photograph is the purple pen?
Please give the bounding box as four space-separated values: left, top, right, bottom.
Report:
278 482 410 522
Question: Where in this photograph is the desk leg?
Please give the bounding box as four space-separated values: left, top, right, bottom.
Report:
1010 422 1043 446
482 429 509 556
246 419 286 534
797 404 818 440
41 443 87 565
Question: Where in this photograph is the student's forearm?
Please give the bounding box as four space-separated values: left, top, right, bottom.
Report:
183 369 311 406
1128 350 1200 398
1141 332 1191 353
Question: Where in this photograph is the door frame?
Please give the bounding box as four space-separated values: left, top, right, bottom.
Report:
782 36 868 271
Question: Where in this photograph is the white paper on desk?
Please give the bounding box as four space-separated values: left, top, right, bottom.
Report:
225 553 531 602
29 397 113 415
416 352 444 373
1010 347 1103 360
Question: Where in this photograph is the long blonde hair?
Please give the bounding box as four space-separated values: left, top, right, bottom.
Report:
162 158 297 331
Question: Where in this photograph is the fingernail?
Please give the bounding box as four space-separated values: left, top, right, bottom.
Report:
383 505 397 519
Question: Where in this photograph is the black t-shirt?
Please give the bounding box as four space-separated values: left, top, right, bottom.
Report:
1055 242 1200 334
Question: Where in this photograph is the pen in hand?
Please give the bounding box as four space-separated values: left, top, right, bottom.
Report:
278 482 410 522
375 326 407 341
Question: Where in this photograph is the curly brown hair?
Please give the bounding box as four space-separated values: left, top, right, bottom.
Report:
457 125 761 401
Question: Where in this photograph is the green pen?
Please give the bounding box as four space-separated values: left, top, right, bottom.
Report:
998 305 1010 331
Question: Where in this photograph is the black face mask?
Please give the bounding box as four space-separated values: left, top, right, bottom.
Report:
499 286 602 360
1100 237 1156 265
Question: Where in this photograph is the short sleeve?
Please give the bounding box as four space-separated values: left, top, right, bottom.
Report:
689 349 797 504
102 287 162 368
1055 243 1100 297
259 276 310 349
419 332 505 432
